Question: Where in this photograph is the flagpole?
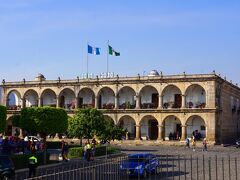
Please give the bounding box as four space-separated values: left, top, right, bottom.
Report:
107 40 109 77
87 42 89 79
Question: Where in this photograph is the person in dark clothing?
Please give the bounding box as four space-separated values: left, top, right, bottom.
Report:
28 155 38 178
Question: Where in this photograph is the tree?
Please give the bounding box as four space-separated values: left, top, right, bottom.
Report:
99 119 125 141
20 107 68 136
20 107 68 163
12 114 21 127
67 108 106 140
68 108 125 143
0 105 7 133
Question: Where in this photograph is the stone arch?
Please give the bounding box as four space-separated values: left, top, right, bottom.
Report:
40 89 57 107
58 88 76 110
98 87 115 109
23 89 39 107
162 115 182 140
186 115 206 140
185 84 206 108
78 88 95 108
139 85 159 109
118 86 136 109
162 85 182 109
104 115 115 125
140 115 158 140
7 90 22 110
118 115 136 140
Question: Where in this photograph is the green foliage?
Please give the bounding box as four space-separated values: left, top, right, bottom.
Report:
67 108 106 139
68 145 120 159
20 107 68 135
12 114 21 127
99 118 125 141
0 105 7 133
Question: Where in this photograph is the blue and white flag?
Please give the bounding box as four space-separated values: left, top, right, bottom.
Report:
88 45 100 55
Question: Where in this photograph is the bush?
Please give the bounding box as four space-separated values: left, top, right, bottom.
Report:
68 145 120 159
11 152 50 169
0 105 7 133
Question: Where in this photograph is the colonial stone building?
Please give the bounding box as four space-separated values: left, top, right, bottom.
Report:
1 71 240 144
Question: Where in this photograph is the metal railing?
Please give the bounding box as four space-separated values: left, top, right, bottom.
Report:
15 154 240 180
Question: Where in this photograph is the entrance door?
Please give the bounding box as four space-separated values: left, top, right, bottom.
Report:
98 95 102 109
78 98 83 108
150 120 158 140
176 124 182 140
174 94 182 108
152 93 159 108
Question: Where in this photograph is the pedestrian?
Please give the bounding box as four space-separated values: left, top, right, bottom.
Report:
185 137 190 148
202 138 208 151
85 141 92 161
28 155 38 178
192 138 196 152
61 140 65 161
63 142 69 161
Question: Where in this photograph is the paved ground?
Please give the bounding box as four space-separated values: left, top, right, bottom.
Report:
15 144 240 180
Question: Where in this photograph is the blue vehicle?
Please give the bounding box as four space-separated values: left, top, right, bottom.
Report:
120 153 159 178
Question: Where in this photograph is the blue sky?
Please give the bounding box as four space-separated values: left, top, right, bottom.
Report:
0 0 240 83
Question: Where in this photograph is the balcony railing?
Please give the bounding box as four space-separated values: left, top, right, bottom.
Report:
187 102 206 108
119 102 136 109
141 103 158 109
7 105 21 110
102 103 114 109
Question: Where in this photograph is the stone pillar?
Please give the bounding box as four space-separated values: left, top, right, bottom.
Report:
135 125 141 140
95 96 98 109
157 125 163 140
75 97 79 109
135 95 140 109
115 95 119 109
38 98 42 107
181 125 187 141
158 95 162 109
56 95 59 108
181 95 186 108
21 98 25 108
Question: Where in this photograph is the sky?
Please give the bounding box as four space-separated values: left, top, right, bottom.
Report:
0 0 240 83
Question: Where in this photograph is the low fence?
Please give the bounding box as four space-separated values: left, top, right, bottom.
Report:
15 154 240 180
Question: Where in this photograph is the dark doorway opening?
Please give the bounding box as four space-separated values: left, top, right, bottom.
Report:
174 94 182 108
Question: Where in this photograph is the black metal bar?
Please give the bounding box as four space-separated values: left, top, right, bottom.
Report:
222 157 225 180
229 155 231 180
191 155 193 180
203 154 205 180
178 155 180 180
209 157 211 180
167 154 169 178
235 157 238 180
172 155 175 180
215 155 218 180
184 155 186 180
197 157 199 180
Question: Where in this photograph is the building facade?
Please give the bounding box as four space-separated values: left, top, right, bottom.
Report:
1 71 240 143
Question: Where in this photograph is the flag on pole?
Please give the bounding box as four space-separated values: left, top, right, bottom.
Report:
88 45 100 55
108 45 120 56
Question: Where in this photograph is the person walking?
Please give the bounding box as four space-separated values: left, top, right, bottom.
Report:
192 138 196 152
202 138 208 151
86 141 92 161
28 155 38 178
185 137 190 148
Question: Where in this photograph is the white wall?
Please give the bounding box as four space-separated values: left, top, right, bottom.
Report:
79 90 94 104
101 88 114 105
164 116 181 139
140 86 157 103
42 91 56 105
26 93 38 107
120 117 135 133
163 87 181 104
119 88 135 105
186 86 206 106
186 117 206 138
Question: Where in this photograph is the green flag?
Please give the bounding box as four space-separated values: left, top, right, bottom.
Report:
108 45 120 56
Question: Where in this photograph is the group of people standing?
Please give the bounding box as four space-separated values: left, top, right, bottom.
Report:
186 136 208 152
84 138 96 161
